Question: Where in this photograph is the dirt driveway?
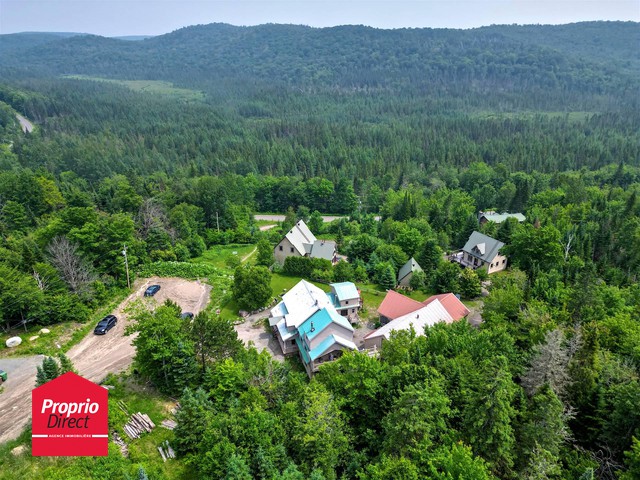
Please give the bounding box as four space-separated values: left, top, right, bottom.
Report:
234 314 284 362
0 277 210 445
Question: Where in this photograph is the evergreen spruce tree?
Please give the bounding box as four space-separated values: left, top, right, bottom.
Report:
463 356 517 476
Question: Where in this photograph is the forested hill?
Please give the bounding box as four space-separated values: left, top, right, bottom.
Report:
1 22 638 110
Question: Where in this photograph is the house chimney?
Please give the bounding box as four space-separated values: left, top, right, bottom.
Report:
310 322 315 332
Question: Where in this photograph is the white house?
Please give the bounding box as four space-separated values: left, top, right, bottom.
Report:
274 220 337 265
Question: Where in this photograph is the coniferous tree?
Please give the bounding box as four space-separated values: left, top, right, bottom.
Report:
463 356 517 476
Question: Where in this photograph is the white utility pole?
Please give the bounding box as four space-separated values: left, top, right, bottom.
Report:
122 244 131 289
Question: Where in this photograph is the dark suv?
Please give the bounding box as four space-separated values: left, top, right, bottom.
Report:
94 315 117 335
144 285 161 297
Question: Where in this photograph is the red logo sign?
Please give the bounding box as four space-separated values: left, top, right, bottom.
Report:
32 372 108 456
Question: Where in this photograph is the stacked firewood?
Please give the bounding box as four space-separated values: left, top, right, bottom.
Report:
161 419 177 430
111 432 128 457
122 412 155 439
158 440 176 461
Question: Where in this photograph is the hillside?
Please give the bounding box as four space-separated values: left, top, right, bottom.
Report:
1 22 638 111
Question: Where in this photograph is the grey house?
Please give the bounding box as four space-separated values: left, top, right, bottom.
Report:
453 231 507 274
274 220 337 265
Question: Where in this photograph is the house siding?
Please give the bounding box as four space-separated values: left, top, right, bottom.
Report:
274 327 299 355
363 335 384 350
398 272 413 287
274 237 302 265
487 254 508 274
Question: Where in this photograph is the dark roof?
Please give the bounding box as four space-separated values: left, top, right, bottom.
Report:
462 231 505 263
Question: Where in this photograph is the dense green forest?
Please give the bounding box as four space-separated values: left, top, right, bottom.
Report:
0 21 639 479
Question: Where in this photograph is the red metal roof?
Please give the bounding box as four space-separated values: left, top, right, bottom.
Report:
422 293 470 322
377 290 425 320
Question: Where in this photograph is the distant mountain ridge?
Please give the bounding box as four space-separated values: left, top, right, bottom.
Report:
1 22 637 108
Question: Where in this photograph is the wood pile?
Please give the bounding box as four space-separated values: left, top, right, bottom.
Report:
123 412 155 439
158 440 176 461
161 419 177 430
117 400 130 415
112 432 128 457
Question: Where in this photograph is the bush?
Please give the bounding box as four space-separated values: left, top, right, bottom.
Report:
138 261 220 279
283 257 332 277
311 268 334 283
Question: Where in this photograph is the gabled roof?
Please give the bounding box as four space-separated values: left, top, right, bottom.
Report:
423 293 470 321
270 279 332 329
298 307 353 343
330 282 359 302
295 220 316 244
365 299 453 341
398 257 422 282
284 220 318 256
462 231 505 263
310 240 336 261
479 212 526 224
308 334 357 362
377 289 425 320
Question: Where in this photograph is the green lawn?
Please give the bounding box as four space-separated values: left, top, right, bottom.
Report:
191 244 256 269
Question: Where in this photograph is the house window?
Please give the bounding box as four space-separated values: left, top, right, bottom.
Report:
351 308 355 313
290 247 294 253
291 340 296 345
502 259 506 264
279 245 283 251
490 263 493 268
345 300 349 304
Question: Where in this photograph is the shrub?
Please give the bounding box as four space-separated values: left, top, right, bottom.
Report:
138 261 219 279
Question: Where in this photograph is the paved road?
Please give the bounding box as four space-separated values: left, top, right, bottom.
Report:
0 277 211 445
15 114 34 133
255 214 380 222
255 214 346 222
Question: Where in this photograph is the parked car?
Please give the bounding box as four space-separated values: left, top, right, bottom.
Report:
180 312 194 320
0 369 7 385
144 285 161 297
94 315 117 335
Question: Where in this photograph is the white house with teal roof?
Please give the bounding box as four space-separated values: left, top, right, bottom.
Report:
269 279 359 376
327 281 361 321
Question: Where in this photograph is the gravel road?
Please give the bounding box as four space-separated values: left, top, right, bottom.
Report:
0 276 211 445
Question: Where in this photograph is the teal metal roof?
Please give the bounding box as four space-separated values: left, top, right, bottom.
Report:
326 292 338 308
330 282 359 301
298 307 352 343
308 334 357 361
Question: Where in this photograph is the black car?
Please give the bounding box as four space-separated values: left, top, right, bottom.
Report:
94 315 117 335
144 285 161 297
180 312 194 320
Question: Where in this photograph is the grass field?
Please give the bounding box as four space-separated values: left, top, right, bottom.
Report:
190 244 256 269
63 75 205 102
